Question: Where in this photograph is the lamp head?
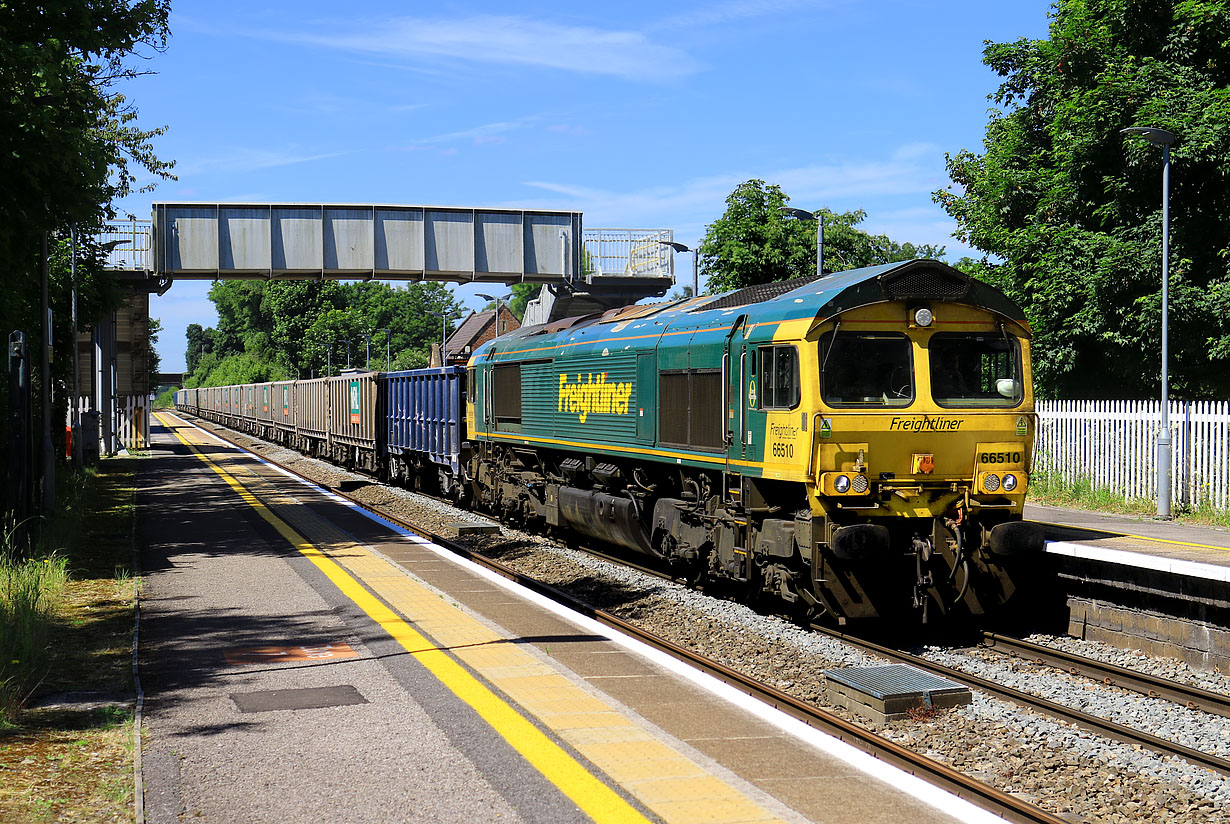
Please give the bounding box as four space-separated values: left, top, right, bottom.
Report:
778 206 816 221
657 240 690 253
1121 126 1176 146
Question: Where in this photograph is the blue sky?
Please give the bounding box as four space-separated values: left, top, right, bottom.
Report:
119 1 1052 371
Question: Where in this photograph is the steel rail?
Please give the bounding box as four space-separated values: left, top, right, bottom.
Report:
981 632 1230 719
810 626 1230 778
172 411 1069 824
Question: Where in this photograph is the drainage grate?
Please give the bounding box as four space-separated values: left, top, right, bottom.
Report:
230 685 368 713
823 664 971 725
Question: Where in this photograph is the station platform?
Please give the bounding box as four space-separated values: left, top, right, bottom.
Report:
1026 503 1230 581
139 411 996 824
1025 504 1230 671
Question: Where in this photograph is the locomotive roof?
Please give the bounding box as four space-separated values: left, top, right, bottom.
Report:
474 259 1028 361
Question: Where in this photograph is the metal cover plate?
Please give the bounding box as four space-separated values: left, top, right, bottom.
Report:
230 685 368 713
823 664 966 700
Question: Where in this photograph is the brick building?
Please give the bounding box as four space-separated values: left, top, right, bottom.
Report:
444 307 521 362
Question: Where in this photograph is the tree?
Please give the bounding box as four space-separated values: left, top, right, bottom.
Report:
934 0 1230 399
186 280 465 383
146 317 162 377
508 283 538 321
185 323 208 374
0 1 172 494
1 1 173 262
699 179 945 294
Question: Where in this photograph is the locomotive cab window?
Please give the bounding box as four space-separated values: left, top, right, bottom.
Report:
929 333 1023 407
820 332 914 407
758 345 800 409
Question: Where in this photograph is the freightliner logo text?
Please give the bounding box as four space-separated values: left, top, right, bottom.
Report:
558 373 633 423
889 417 965 432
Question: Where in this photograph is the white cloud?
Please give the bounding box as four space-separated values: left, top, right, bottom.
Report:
174 148 347 177
653 0 835 30
256 16 700 83
409 119 534 147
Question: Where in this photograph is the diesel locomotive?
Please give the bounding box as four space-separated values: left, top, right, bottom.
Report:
466 258 1044 623
179 258 1046 624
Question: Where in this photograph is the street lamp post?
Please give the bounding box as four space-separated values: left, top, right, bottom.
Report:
381 328 391 371
427 310 451 364
779 207 823 277
1121 126 1176 519
476 292 513 338
657 241 698 297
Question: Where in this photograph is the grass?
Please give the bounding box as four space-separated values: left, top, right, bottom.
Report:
1027 467 1230 528
0 458 141 823
152 387 177 409
0 548 69 719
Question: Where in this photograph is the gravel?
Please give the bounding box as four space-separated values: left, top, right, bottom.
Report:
194 417 1230 824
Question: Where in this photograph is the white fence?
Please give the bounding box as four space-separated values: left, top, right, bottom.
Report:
1035 400 1230 511
74 394 152 454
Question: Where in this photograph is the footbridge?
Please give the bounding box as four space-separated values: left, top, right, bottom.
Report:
102 203 677 322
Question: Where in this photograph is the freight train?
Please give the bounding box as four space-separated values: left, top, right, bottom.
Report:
177 258 1046 624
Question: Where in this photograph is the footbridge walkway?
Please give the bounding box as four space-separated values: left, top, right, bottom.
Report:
101 203 677 322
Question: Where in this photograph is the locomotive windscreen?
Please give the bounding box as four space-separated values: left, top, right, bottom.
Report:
820 333 914 407
929 334 1023 407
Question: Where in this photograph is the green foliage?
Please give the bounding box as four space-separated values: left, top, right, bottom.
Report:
0 1 172 494
144 317 162 377
509 283 538 321
184 323 207 374
0 1 174 260
699 179 945 294
185 280 464 384
934 0 1230 399
185 352 286 388
152 387 176 408
1 505 71 718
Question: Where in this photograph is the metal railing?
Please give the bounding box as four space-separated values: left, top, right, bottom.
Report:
582 229 674 278
98 218 153 270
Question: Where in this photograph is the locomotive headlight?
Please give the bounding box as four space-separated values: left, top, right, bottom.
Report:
912 307 934 327
1002 473 1018 492
983 473 1001 492
834 474 851 494
851 473 869 494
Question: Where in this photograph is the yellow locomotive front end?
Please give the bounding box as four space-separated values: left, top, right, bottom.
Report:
802 278 1046 623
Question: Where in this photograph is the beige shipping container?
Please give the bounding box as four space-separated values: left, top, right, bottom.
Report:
328 372 378 449
254 382 275 424
295 377 330 441
270 381 295 434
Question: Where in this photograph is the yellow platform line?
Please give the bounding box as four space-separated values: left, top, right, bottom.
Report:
160 412 794 824
156 413 651 824
168 415 793 824
1036 519 1230 554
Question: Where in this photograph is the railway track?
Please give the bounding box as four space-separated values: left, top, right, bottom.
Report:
576 537 1230 777
172 411 1074 824
978 631 1230 718
807 626 1230 778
